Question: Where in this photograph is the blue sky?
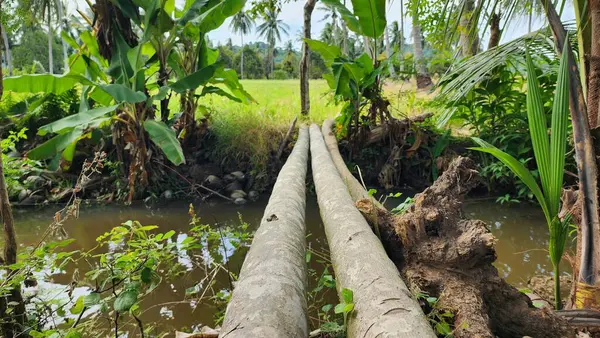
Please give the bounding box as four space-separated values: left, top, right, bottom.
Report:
68 0 575 50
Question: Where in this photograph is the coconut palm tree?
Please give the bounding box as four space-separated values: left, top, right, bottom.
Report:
320 22 336 45
256 9 289 77
408 2 431 88
318 4 339 46
230 9 254 79
19 0 69 73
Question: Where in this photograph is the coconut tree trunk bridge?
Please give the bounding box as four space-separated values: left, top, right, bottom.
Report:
220 120 578 338
220 124 434 338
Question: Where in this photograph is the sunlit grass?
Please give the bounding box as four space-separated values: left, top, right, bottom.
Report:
173 79 435 183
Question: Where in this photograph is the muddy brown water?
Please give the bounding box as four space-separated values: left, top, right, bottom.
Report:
11 195 564 335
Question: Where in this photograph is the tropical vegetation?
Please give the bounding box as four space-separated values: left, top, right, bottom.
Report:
1 0 600 336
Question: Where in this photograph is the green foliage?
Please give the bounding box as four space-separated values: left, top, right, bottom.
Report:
3 0 250 199
439 62 569 202
233 46 265 79
470 42 572 310
415 292 457 337
143 120 186 165
3 206 254 336
12 28 64 73
391 196 415 215
272 69 289 80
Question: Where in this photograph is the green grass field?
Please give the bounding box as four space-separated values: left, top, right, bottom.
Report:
192 79 433 178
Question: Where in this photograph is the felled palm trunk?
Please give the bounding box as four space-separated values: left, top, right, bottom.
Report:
221 126 310 338
310 124 435 338
321 121 569 337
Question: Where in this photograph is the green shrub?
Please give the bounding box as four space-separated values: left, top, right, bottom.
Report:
15 89 80 135
272 70 289 80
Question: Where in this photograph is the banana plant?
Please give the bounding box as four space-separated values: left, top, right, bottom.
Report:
470 39 572 310
1 0 250 200
305 0 390 142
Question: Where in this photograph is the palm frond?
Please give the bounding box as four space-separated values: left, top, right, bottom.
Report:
435 24 577 126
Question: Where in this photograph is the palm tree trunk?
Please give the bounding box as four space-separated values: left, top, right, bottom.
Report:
300 0 317 115
309 124 436 337
221 127 310 338
342 23 348 55
0 14 26 336
47 7 54 74
241 33 245 80
0 23 12 76
459 0 479 57
363 36 373 58
271 45 274 75
56 0 68 72
385 24 396 77
412 14 431 88
488 12 501 49
587 0 600 128
399 0 405 76
541 0 600 309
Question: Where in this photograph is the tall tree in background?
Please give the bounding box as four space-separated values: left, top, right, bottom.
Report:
320 22 336 44
0 3 26 336
300 0 317 115
56 0 67 71
20 0 60 73
487 11 501 49
230 8 255 79
319 4 340 47
408 1 432 88
459 0 479 56
0 22 11 75
257 8 289 77
385 20 396 77
538 0 600 309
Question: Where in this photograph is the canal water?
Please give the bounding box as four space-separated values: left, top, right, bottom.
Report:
11 195 559 335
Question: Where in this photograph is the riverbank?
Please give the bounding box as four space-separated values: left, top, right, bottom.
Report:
12 196 556 335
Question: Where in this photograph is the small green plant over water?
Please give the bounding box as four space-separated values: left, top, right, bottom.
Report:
470 40 572 310
317 287 355 337
391 196 415 215
415 292 457 337
1 204 254 336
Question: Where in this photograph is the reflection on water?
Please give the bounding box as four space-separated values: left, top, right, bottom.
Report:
11 196 558 333
463 199 572 285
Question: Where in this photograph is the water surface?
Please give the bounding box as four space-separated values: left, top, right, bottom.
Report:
12 196 558 334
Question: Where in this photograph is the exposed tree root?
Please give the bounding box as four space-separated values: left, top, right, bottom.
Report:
322 121 573 337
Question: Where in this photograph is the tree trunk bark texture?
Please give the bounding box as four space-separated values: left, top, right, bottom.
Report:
300 0 317 115
399 0 405 77
587 0 600 128
309 124 435 338
1 24 12 76
459 0 479 57
241 33 244 80
56 0 69 72
220 127 310 338
487 12 501 50
48 8 53 74
0 14 26 335
411 18 432 89
321 121 570 337
385 24 396 77
540 0 600 309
